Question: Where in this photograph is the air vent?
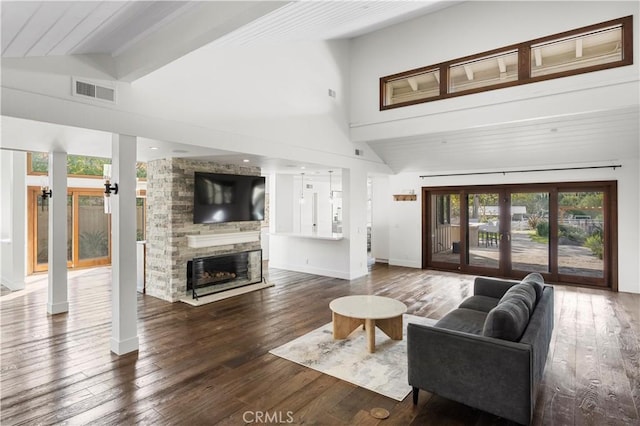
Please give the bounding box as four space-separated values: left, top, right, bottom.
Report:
72 78 116 103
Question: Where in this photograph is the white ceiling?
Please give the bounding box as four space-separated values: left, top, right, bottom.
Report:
2 1 637 175
1 1 195 57
367 106 640 173
1 0 461 173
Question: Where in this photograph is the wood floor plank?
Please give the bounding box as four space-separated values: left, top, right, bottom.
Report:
1 264 639 425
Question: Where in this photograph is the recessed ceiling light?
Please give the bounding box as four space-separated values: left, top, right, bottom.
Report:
150 146 159 150
243 159 250 163
301 166 306 170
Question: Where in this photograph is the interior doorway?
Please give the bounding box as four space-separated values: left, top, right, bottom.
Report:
423 181 617 289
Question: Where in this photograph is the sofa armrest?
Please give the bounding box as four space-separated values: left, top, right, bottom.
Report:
473 276 519 298
408 323 533 425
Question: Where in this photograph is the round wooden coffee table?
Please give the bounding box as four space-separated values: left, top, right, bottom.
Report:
329 295 407 353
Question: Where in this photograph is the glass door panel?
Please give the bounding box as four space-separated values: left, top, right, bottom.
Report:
510 192 550 273
77 195 110 263
34 193 73 270
67 195 73 262
136 197 146 241
430 193 461 265
35 194 49 267
557 191 604 278
467 193 500 270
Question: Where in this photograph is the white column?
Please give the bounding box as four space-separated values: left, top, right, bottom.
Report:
0 151 26 290
110 134 139 355
47 151 68 314
342 167 369 280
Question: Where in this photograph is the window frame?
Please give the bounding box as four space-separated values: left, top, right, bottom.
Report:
380 15 633 110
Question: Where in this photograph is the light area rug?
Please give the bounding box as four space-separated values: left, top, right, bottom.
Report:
269 314 437 401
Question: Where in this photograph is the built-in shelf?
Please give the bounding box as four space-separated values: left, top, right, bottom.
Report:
393 194 417 201
187 231 260 248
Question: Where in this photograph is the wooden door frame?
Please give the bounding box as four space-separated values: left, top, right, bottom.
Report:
27 186 112 273
422 181 618 290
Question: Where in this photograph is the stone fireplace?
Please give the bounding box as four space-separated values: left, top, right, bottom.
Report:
145 157 262 302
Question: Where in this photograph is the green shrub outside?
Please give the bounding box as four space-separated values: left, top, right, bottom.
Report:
535 221 587 244
585 234 604 259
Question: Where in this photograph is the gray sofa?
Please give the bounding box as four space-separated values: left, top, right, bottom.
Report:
408 273 554 425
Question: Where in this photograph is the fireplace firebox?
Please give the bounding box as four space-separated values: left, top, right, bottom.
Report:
187 249 263 299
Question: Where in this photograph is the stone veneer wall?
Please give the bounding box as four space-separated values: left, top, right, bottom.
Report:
145 157 262 302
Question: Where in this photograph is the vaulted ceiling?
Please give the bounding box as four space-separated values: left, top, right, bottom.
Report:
1 0 461 172
1 1 637 174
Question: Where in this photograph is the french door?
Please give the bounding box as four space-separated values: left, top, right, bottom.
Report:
424 182 617 289
28 187 111 273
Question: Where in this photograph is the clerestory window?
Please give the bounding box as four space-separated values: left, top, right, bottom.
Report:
380 16 632 110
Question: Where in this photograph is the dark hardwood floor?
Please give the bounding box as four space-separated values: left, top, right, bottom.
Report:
1 264 639 425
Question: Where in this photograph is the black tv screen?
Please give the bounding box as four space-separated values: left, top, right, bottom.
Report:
193 172 265 224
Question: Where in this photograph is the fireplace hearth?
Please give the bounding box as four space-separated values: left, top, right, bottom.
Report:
187 249 263 300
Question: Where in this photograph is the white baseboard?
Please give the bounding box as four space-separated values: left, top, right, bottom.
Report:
1 275 25 291
388 259 421 268
111 336 139 355
47 301 69 314
268 262 351 280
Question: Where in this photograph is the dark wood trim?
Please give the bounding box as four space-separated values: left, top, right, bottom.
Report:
421 187 429 269
548 188 559 283
622 15 633 64
381 15 633 111
609 181 619 291
518 44 530 80
439 65 448 100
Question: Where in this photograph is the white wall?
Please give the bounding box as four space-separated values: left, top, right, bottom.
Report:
349 1 640 293
382 163 640 294
2 40 390 175
0 151 26 290
269 169 368 280
370 175 390 262
350 1 639 140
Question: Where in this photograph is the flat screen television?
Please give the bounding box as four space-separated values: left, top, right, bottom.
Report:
193 172 265 224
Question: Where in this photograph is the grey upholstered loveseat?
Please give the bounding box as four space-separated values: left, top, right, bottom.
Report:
407 273 554 425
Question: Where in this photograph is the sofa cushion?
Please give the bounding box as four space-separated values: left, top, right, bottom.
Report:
521 272 544 302
435 308 487 335
483 298 530 341
458 295 500 312
500 283 537 314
